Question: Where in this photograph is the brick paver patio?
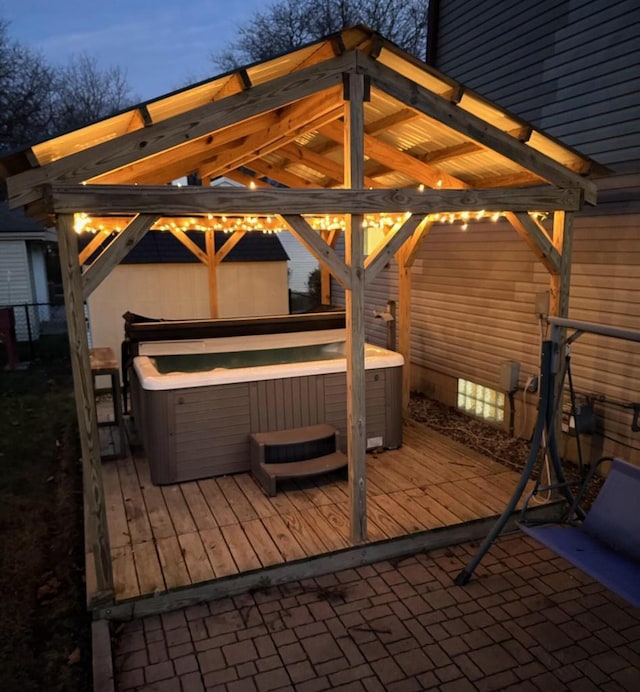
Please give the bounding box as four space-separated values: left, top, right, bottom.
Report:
113 534 640 691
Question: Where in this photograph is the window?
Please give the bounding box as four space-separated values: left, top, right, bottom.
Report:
457 379 505 424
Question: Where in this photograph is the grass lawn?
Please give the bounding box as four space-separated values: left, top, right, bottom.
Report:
0 339 92 691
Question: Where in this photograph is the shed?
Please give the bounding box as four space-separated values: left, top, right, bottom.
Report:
84 229 289 371
0 25 601 603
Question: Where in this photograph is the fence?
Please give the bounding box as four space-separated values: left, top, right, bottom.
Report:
0 302 71 361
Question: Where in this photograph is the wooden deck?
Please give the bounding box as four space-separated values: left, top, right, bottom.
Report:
89 414 537 617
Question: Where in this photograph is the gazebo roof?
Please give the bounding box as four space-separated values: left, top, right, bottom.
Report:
0 24 604 231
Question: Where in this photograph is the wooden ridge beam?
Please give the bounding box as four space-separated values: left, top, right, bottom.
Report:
358 54 596 205
280 214 350 289
82 214 158 298
47 184 584 216
7 52 354 208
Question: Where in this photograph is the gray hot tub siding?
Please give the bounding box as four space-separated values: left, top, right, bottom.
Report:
131 366 403 485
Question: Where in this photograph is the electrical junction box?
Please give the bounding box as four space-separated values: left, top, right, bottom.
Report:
535 291 549 317
500 361 521 393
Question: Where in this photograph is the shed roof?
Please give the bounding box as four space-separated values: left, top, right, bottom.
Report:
0 25 604 231
79 230 289 264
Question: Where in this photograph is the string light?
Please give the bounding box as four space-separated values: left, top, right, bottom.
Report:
71 209 541 236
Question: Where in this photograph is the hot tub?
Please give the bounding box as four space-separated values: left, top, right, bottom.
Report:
131 328 403 484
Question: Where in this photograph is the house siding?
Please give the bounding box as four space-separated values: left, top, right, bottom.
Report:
436 0 640 172
331 213 640 463
0 239 41 340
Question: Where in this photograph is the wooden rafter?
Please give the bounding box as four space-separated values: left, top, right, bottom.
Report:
249 159 327 188
358 54 597 204
78 230 111 265
278 142 384 189
7 52 354 208
319 120 468 190
92 109 284 185
199 92 344 180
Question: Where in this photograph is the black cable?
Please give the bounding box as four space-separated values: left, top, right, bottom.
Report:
599 432 640 455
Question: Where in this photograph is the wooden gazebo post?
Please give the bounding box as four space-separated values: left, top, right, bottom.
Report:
344 72 368 543
57 214 113 602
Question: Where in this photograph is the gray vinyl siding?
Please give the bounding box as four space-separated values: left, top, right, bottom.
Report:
332 216 640 461
436 0 640 172
330 234 399 349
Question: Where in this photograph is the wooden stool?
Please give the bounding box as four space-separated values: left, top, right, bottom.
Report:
89 347 127 460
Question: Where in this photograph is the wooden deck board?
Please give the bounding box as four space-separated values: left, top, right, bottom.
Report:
95 420 538 605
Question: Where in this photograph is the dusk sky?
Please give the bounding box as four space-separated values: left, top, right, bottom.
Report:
2 0 268 101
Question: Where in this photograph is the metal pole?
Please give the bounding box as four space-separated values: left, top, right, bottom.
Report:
454 340 553 585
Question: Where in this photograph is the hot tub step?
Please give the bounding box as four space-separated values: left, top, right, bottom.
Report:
255 452 348 496
250 424 346 496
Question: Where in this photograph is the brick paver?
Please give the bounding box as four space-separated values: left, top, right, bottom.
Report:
113 534 640 691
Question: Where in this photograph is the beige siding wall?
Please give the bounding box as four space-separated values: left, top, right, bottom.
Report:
331 214 640 464
88 261 289 372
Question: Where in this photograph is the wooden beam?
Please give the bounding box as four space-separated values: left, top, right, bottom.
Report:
506 212 561 275
81 214 158 298
215 230 247 263
168 229 208 264
280 214 350 288
93 110 283 186
320 119 468 190
199 92 344 180
403 218 433 267
344 72 367 545
549 211 573 318
320 229 340 305
57 214 113 602
8 53 353 208
394 219 433 414
78 230 111 265
47 184 584 216
358 54 597 204
249 159 324 188
224 170 274 188
364 214 425 285
205 230 218 318
279 142 384 189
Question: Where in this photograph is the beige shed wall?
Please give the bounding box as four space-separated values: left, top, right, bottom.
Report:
87 261 289 373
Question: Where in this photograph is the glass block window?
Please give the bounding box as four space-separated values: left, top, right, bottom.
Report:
457 379 505 423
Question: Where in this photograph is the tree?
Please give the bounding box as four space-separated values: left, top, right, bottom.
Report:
0 20 55 151
213 0 428 70
52 54 133 134
0 19 135 155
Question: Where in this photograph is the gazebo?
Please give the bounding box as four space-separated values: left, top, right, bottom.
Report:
0 26 600 611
